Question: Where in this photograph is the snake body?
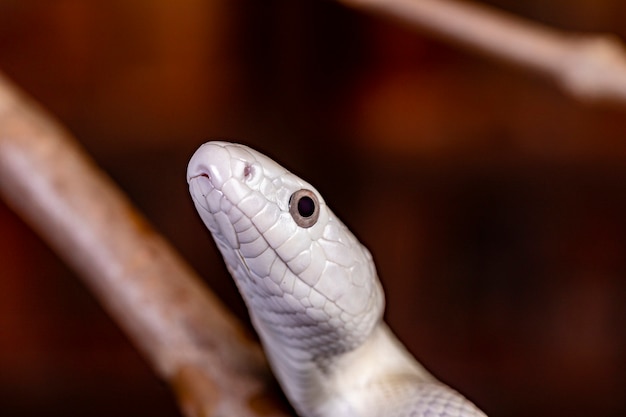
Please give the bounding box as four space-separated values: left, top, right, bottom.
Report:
187 141 487 417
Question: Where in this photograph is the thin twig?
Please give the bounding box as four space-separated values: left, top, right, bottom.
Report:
338 0 626 105
0 72 291 417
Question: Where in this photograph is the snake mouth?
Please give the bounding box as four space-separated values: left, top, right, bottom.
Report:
189 173 242 250
192 172 210 180
188 174 214 213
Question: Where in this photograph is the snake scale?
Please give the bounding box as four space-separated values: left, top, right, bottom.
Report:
187 141 487 417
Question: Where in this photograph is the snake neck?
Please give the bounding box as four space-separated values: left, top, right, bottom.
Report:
240 271 385 356
254 319 435 417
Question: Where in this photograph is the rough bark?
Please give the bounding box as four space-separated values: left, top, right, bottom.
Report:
339 0 626 105
0 72 291 417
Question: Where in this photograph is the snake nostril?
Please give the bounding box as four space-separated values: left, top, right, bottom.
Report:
243 164 252 178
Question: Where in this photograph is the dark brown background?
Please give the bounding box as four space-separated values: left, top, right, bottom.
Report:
1 1 625 416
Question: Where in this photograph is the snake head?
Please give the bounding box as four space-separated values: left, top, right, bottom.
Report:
188 141 384 354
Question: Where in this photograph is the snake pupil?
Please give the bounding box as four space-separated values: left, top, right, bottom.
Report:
298 196 315 217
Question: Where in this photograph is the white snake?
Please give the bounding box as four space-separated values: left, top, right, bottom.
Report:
187 141 487 417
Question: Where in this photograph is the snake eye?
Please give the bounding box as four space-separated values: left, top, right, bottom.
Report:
289 189 319 228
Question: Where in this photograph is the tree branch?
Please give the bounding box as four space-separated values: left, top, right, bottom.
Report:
0 72 290 417
338 0 626 105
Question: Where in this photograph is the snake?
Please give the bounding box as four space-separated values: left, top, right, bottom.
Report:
187 141 487 417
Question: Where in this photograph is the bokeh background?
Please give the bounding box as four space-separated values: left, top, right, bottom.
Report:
1 1 625 416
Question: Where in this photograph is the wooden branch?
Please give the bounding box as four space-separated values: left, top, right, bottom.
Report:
0 72 291 417
338 0 626 105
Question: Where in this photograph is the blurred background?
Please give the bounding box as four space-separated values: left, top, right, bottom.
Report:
1 1 625 416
